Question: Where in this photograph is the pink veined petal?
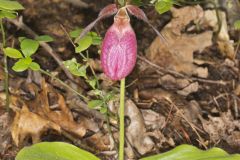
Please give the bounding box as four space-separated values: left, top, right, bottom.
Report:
101 23 137 80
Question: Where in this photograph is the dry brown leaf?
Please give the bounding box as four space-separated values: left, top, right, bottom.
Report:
139 88 171 100
183 100 202 124
84 132 110 151
159 75 192 90
125 99 154 155
44 94 87 137
169 6 204 35
0 112 11 154
200 10 234 58
37 81 89 137
193 67 209 78
11 104 61 146
199 111 236 143
148 130 175 149
146 5 212 75
141 109 165 130
225 131 240 148
177 82 199 96
9 79 98 146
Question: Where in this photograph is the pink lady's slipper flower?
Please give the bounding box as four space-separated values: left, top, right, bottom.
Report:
75 4 165 80
101 8 137 80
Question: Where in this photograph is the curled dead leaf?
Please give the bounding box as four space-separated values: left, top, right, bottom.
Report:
125 99 154 155
200 10 235 59
84 132 110 151
38 80 90 137
146 5 212 75
11 104 61 146
141 109 165 130
199 111 236 143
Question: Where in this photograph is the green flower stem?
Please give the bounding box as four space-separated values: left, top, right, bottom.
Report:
0 19 10 112
39 69 89 101
88 64 99 88
119 78 125 160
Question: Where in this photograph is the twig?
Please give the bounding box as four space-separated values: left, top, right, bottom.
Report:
0 20 10 112
39 69 89 101
62 0 90 8
208 93 229 105
137 55 229 85
233 95 239 118
164 97 207 149
60 24 76 48
61 130 98 153
8 17 74 80
137 55 185 78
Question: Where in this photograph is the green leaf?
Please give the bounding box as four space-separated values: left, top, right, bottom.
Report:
75 36 92 53
70 28 82 38
29 62 40 71
0 0 24 10
12 57 32 72
3 47 22 58
88 100 103 109
100 107 107 114
70 29 102 46
35 35 54 42
63 58 88 78
18 36 26 42
155 0 173 14
88 32 102 45
140 144 240 160
91 35 102 45
76 65 87 78
87 79 97 89
15 142 100 160
20 38 39 57
234 20 240 30
91 89 102 96
105 92 115 101
131 0 143 6
118 0 125 6
0 10 17 19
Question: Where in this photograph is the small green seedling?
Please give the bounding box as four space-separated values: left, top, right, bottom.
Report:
151 0 176 14
70 28 102 53
3 36 53 72
0 0 24 19
87 90 116 114
64 28 117 114
63 58 88 79
234 20 240 30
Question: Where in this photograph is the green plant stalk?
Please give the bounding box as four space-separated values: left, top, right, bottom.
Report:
119 78 125 160
39 69 89 101
0 19 10 112
89 64 100 88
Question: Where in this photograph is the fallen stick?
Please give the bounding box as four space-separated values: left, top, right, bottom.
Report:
137 55 229 85
62 0 90 8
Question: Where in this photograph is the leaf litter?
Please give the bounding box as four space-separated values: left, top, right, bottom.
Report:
1 1 240 159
